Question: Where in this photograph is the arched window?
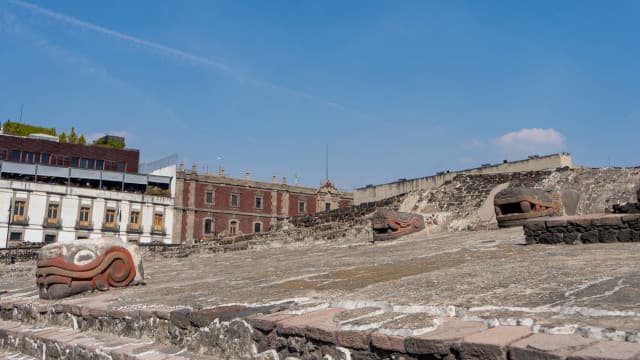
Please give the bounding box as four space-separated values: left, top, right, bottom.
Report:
254 222 262 233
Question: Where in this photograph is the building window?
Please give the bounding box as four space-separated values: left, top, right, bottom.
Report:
9 232 22 242
205 191 214 205
129 211 140 229
47 204 59 225
44 234 56 243
79 206 91 226
153 213 164 232
104 209 117 226
255 196 263 209
12 200 26 223
229 220 238 235
231 193 240 207
325 203 331 212
204 218 213 234
298 200 306 214
254 222 262 233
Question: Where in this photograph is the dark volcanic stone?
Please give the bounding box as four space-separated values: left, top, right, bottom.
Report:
580 231 599 244
170 308 192 329
598 229 619 243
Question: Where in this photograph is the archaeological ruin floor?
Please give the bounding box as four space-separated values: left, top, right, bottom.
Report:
3 227 640 337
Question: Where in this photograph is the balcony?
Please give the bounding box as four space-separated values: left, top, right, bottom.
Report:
102 222 120 233
11 215 29 226
43 218 62 229
150 226 166 236
75 221 93 230
126 224 144 234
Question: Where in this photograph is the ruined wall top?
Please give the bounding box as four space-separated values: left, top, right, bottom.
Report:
354 153 573 204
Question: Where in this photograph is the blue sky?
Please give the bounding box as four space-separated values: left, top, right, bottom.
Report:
1 0 639 190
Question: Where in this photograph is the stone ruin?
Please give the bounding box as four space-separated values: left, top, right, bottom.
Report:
494 187 562 227
36 238 143 299
610 188 640 213
371 208 425 241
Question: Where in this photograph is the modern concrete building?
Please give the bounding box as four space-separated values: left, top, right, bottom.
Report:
0 160 174 248
173 164 353 243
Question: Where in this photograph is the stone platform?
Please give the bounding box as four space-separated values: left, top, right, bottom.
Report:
2 227 640 359
524 214 640 244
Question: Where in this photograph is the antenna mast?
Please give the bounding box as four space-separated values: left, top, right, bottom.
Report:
325 144 329 181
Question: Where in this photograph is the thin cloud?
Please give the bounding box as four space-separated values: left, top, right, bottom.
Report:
494 128 566 157
8 0 356 113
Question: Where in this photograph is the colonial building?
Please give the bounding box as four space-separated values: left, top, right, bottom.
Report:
0 128 174 248
0 160 174 248
174 164 353 243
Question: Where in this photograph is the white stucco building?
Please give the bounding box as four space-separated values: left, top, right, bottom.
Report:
0 161 175 248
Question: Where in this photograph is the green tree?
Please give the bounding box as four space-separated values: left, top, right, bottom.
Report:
59 132 67 143
69 127 77 144
78 134 86 145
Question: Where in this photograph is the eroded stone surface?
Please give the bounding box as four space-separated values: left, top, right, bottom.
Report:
2 227 640 358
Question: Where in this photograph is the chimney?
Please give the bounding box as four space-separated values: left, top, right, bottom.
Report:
272 175 277 184
191 163 197 174
219 167 225 177
245 170 251 181
282 176 287 185
179 161 184 172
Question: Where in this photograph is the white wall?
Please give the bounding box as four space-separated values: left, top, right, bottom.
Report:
0 179 175 248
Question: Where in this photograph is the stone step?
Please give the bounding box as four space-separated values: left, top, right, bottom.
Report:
0 350 38 359
0 319 194 360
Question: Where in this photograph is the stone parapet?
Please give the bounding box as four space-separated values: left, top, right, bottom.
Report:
524 214 640 244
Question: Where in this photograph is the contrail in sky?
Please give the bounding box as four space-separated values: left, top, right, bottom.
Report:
7 0 354 112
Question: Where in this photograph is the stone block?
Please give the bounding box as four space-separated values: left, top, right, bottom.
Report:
524 220 546 232
546 219 568 228
337 330 372 350
509 333 597 360
592 216 623 226
277 308 343 344
599 229 619 243
189 305 247 327
539 232 563 244
371 332 405 353
169 308 192 329
563 232 580 244
617 229 633 242
456 326 532 360
566 340 640 360
249 312 295 332
568 218 592 227
580 231 599 244
621 214 640 224
405 318 487 355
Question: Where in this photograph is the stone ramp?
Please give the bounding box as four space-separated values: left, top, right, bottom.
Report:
0 319 191 360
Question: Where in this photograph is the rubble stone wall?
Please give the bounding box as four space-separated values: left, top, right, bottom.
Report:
411 167 640 233
524 214 640 244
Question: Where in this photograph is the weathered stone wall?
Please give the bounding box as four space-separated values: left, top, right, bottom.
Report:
290 193 406 228
354 153 572 204
524 214 640 244
409 167 640 233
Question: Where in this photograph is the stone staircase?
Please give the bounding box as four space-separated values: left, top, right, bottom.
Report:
0 317 199 360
